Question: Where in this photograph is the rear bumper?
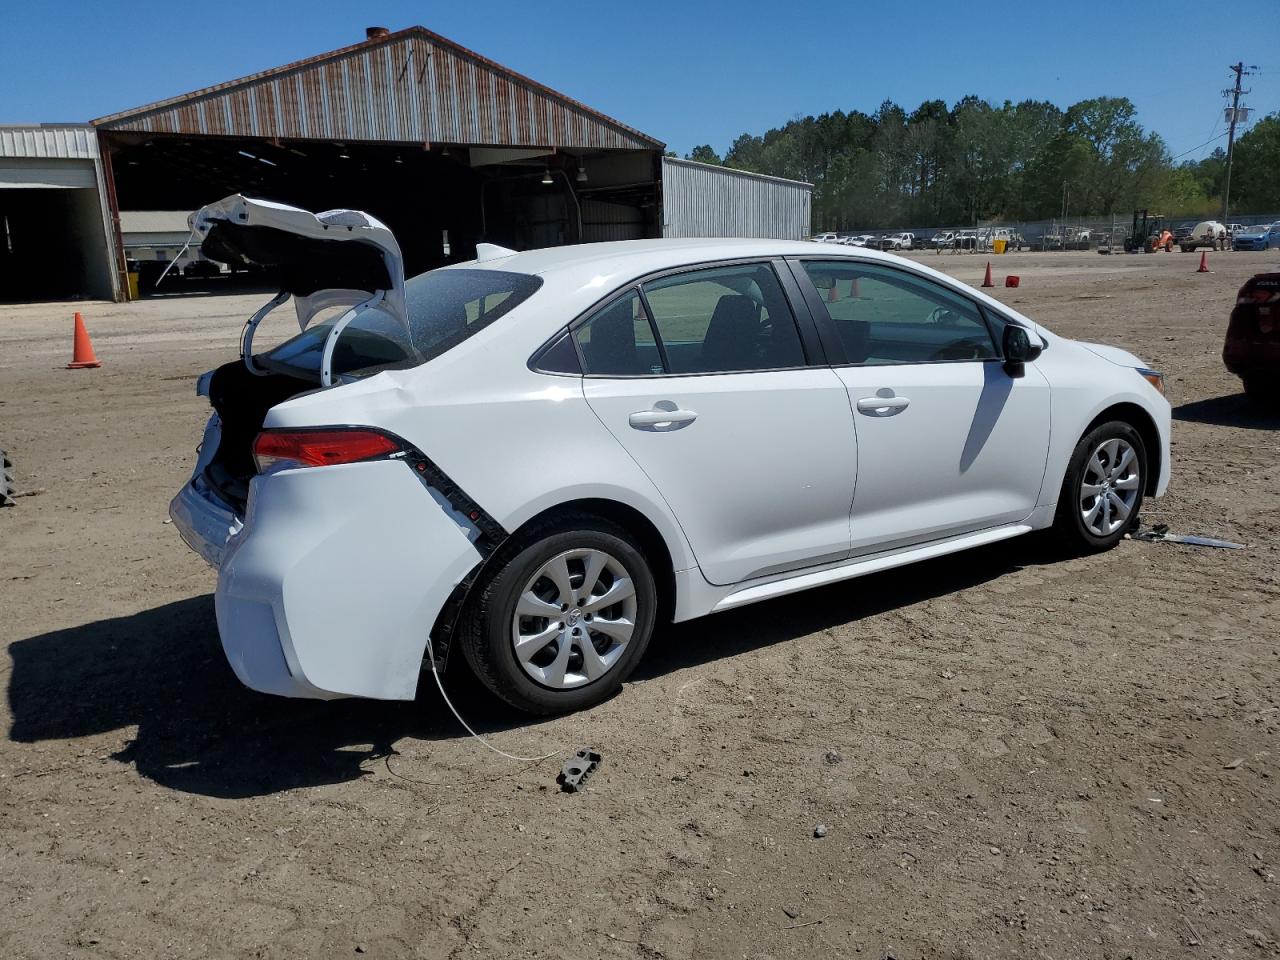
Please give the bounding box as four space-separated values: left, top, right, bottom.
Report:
169 478 242 569
1224 340 1280 378
213 459 485 700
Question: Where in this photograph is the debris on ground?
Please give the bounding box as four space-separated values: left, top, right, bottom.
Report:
1 449 15 507
556 748 601 793
1132 523 1244 549
813 824 828 838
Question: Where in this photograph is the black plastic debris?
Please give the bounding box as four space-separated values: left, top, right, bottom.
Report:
557 748 601 793
1 450 15 507
1132 523 1244 550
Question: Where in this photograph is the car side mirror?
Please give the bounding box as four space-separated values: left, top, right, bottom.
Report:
1002 325 1042 378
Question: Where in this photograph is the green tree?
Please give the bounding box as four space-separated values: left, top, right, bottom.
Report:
1231 114 1280 211
685 144 722 165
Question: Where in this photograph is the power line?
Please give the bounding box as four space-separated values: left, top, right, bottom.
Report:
1170 130 1229 163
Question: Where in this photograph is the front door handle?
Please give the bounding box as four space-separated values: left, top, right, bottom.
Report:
856 396 910 416
628 407 697 431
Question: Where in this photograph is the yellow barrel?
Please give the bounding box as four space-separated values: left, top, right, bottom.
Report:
993 239 1008 255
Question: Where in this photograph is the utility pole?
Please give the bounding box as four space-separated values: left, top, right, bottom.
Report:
1221 62 1254 225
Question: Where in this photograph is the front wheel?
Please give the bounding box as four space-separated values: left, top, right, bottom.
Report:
459 516 658 714
1052 421 1146 553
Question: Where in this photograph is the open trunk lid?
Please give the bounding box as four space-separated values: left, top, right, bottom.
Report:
191 196 409 386
192 195 406 329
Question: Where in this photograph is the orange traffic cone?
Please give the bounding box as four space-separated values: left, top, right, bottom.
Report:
67 312 101 369
827 280 839 302
1197 252 1210 273
982 261 994 288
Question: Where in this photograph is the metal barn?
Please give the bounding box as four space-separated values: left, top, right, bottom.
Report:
661 157 812 241
4 27 813 302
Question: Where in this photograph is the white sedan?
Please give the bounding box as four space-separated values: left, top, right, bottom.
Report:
171 196 1171 714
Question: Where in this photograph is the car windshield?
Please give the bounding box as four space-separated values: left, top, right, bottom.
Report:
260 268 543 380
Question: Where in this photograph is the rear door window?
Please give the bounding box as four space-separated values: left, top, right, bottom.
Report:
640 263 807 374
572 289 663 376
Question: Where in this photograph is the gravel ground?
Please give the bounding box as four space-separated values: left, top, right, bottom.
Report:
2 249 1278 959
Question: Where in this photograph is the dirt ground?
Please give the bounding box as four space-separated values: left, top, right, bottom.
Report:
2 248 1278 960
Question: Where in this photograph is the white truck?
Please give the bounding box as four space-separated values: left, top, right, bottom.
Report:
876 232 916 251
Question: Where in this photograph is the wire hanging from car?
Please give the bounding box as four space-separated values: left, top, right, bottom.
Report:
155 226 199 286
423 633 562 763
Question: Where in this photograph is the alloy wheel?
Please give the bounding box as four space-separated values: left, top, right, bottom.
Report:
1079 437 1141 537
511 548 637 689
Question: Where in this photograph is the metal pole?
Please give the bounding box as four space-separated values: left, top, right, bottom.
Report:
1222 61 1246 225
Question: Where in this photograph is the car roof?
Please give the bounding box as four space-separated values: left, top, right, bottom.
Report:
454 237 916 277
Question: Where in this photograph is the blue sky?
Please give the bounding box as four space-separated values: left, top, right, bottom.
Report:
3 1 1277 162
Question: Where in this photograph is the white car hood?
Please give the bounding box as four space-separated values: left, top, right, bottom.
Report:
1078 341 1147 369
189 195 407 332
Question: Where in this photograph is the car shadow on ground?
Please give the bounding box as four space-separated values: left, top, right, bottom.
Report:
7 537 1056 799
1174 393 1280 429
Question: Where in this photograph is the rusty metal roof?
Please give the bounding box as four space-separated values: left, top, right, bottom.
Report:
91 27 663 151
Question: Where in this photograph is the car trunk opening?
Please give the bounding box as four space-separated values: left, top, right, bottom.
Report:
203 360 317 513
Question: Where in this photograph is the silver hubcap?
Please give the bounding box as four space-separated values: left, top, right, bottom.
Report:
512 548 637 690
1079 437 1140 537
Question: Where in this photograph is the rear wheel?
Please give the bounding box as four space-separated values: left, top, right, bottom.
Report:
1244 377 1280 406
1052 421 1146 553
459 517 657 714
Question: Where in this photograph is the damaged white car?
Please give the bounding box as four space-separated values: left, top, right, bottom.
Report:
171 196 1171 714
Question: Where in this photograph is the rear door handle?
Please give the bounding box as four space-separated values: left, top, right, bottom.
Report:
856 396 910 415
628 407 697 431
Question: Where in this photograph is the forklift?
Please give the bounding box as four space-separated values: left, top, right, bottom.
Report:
1123 209 1175 253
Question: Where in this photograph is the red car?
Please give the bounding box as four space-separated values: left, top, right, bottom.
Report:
1224 273 1280 401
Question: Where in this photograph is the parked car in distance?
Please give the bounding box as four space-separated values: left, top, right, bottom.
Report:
1178 220 1227 253
877 232 916 251
1223 272 1280 402
810 233 840 243
1232 223 1279 252
170 195 1172 714
931 231 956 249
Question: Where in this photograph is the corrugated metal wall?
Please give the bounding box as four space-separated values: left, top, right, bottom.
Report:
661 158 811 240
0 124 100 160
95 31 659 151
582 199 645 242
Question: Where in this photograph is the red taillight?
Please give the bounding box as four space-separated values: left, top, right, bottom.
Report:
252 428 402 473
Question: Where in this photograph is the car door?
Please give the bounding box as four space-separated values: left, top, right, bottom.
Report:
576 260 857 586
793 258 1050 555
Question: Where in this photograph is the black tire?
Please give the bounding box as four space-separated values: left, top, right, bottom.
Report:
1243 377 1280 407
1051 421 1147 554
459 514 658 714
